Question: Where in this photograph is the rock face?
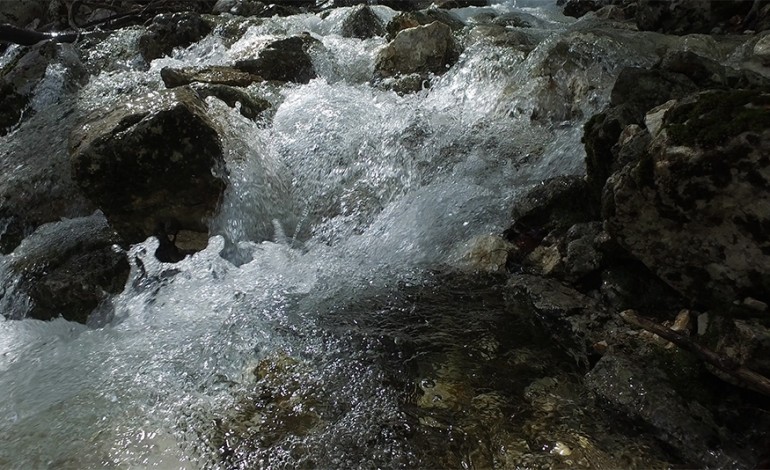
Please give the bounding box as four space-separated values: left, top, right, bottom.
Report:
234 35 318 84
138 12 213 61
374 21 459 78
69 87 227 255
0 213 129 323
603 89 770 308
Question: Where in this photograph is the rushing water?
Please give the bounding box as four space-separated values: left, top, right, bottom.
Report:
0 1 688 468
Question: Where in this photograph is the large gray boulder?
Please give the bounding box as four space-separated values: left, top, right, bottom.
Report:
374 21 459 78
603 89 770 309
69 87 227 257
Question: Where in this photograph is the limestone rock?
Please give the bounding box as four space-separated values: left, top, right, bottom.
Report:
138 12 213 61
0 213 129 323
191 84 271 121
69 87 227 253
374 21 459 79
234 35 318 84
604 89 770 308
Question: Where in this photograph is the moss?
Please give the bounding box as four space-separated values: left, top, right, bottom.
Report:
667 89 770 147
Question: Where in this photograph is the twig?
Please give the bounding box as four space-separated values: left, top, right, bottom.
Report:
620 309 770 397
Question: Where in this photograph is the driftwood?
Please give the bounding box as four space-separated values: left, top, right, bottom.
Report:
620 309 770 397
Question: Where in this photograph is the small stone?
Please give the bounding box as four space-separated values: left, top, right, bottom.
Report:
592 340 608 355
697 312 709 336
742 297 768 312
551 441 572 456
644 99 677 137
671 309 691 332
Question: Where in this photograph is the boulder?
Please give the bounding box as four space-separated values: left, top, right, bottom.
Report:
138 12 213 61
234 34 318 84
385 10 465 41
374 21 459 79
340 5 385 39
603 89 770 309
0 213 129 323
69 87 227 257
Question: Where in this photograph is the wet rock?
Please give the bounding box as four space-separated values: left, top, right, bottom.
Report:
0 100 94 254
0 41 83 135
585 352 743 468
604 89 770 308
212 0 282 17
0 0 47 27
138 12 213 61
192 84 271 121
379 0 486 10
385 10 465 41
234 34 318 84
456 234 513 273
599 262 687 315
504 176 599 257
634 0 757 34
374 21 459 81
562 0 612 18
0 213 129 323
69 87 227 253
160 65 263 88
340 5 385 39
505 274 607 361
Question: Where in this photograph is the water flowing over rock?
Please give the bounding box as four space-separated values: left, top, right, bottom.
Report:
2 1 770 468
603 89 770 309
0 213 129 323
234 34 318 84
138 12 213 61
69 86 227 258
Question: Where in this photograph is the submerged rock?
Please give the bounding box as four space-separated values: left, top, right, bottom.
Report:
0 213 129 323
585 352 753 468
69 87 227 256
234 34 318 84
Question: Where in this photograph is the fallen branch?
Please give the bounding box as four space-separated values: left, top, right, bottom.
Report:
620 309 770 397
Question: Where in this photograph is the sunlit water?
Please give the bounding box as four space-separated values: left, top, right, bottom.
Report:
0 1 694 468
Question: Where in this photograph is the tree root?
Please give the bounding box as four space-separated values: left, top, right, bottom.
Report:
620 309 770 397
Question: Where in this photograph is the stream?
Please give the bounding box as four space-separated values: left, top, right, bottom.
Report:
0 1 689 468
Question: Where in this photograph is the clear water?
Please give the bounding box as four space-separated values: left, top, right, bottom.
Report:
0 2 699 468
